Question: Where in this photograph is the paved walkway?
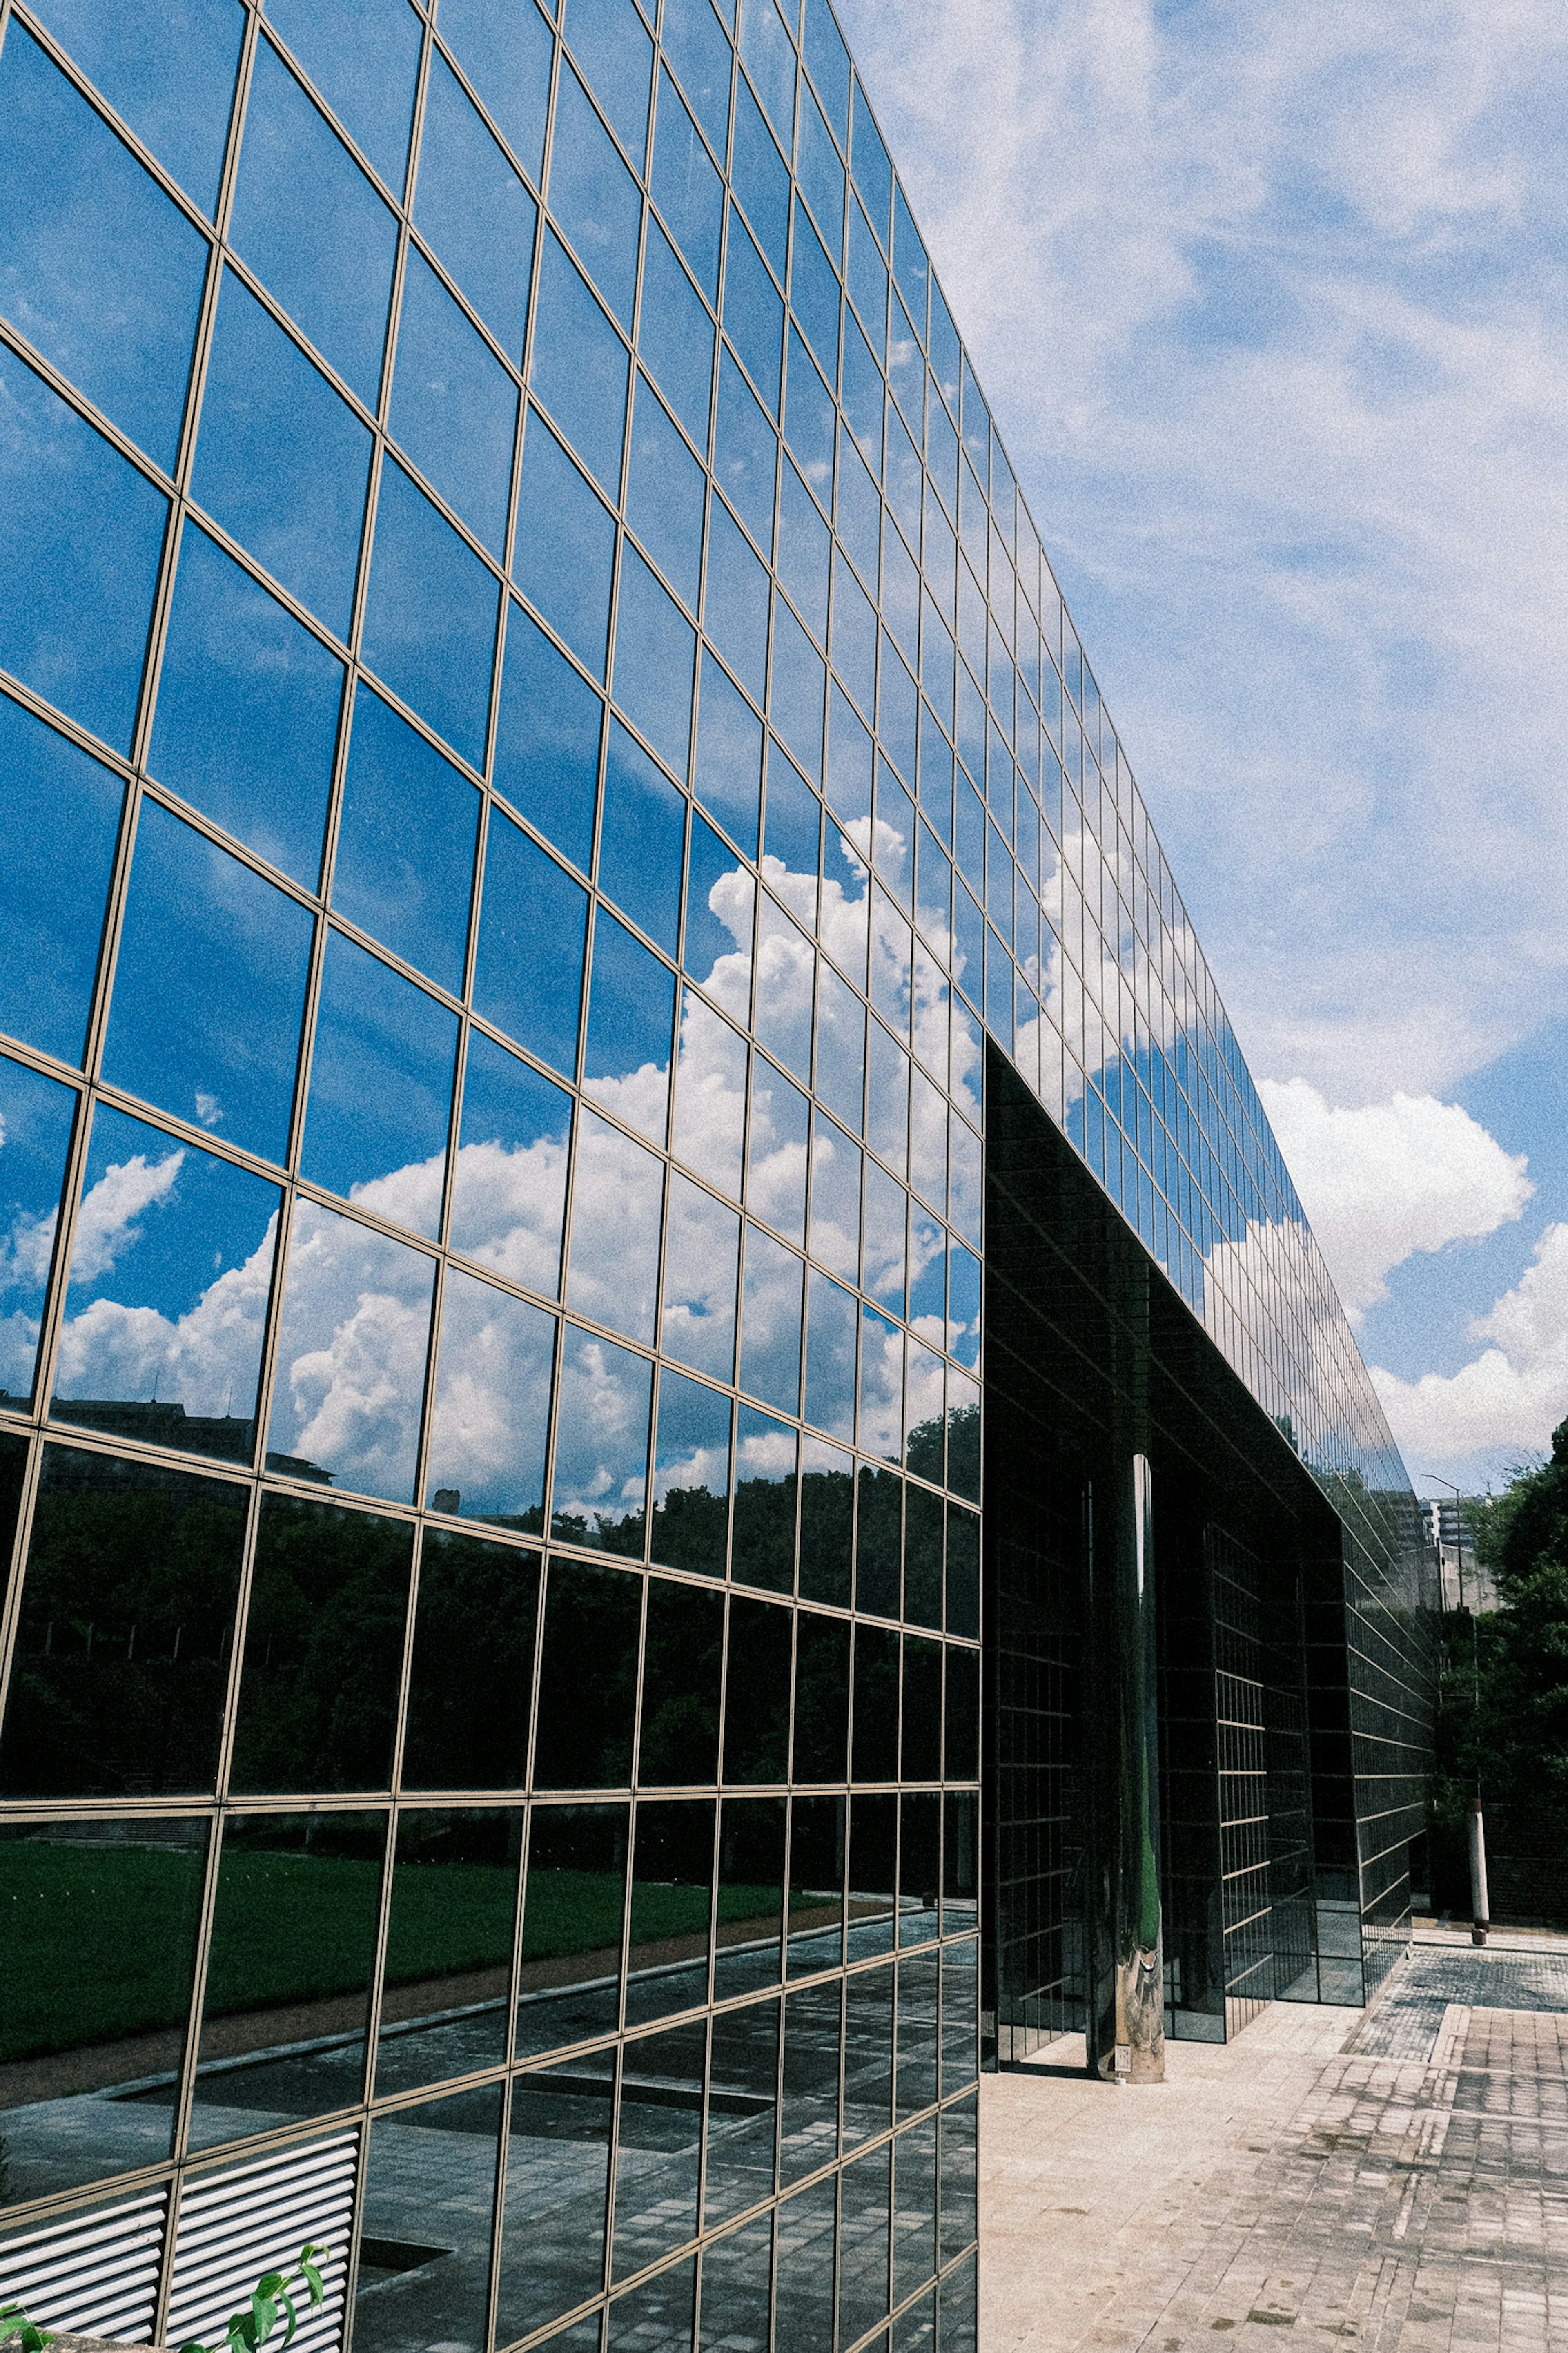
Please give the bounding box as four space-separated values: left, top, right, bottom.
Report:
980 1938 1568 2351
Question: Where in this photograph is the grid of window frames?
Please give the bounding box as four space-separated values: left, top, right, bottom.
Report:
0 0 1417 2336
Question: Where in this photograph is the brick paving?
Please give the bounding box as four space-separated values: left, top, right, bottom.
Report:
980 1940 1568 2351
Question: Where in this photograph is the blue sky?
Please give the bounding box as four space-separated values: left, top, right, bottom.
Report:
836 0 1568 1496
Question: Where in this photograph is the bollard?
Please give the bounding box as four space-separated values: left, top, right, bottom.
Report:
1468 1795 1490 1946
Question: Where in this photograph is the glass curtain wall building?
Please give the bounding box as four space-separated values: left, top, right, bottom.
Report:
0 0 1430 2342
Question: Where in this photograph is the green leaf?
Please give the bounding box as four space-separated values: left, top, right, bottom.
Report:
274 2287 300 2351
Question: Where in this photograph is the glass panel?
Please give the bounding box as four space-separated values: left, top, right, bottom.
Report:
809 1115 860 1278
534 1557 641 1781
474 811 589 1077
722 1592 791 1775
859 1306 904 1463
566 0 654 163
790 200 839 389
613 2020 705 2273
866 1022 910 1176
0 1443 244 1797
640 1578 724 1779
625 1800 715 2025
230 38 396 403
746 1059 808 1244
498 2054 613 2333
334 687 479 993
723 212 782 421
301 930 458 1236
714 347 777 545
650 69 721 301
0 1056 75 1407
814 964 866 1136
516 1802 628 2056
266 1199 435 1499
702 2099 776 2255
362 458 499 770
0 696 119 1066
355 2081 503 2353
0 23 207 468
599 724 687 956
27 0 242 215
797 1432 852 1604
494 602 604 873
777 462 831 650
938 2099 978 2262
891 2119 938 2301
793 1610 849 1784
547 62 641 327
902 1483 942 1629
908 1071 947 1219
151 526 342 890
637 219 715 451
0 1815 205 2201
703 498 770 704
414 49 537 356
945 1505 978 1639
531 231 629 495
898 1792 940 1949
673 992 748 1199
51 1104 278 1463
786 1791 844 1976
103 800 312 1164
940 1930 978 2081
944 1646 979 1781
187 1810 386 2149
388 245 518 555
230 1497 413 1793
437 0 554 184
660 0 732 159
945 1368 979 1502
425 1266 555 1523
729 79 788 279
608 2259 696 2350
855 1463 900 1619
784 323 835 502
402 1529 540 1789
266 0 420 192
612 546 696 779
738 1226 802 1416
731 1408 797 1594
661 1172 739 1381
801 1269 855 1446
549 1326 652 1549
838 2141 891 2343
753 894 814 1080
0 343 166 753
684 822 753 1018
373 1809 522 2094
566 1108 664 1340
192 268 371 640
451 1029 572 1291
627 374 706 612
852 1622 898 1784
778 1982 840 2186
514 418 617 678
715 1796 786 2000
650 1374 732 1579
864 1160 906 1311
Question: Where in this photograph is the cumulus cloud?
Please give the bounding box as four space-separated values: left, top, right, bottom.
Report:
1257 1077 1533 1317
1372 1222 1568 1478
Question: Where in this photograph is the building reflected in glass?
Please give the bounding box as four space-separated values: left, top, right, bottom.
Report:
0 0 1428 2342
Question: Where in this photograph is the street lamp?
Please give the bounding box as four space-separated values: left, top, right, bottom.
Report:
1421 1472 1466 1611
1421 1472 1488 1946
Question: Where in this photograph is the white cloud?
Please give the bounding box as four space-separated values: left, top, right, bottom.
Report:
1257 1077 1533 1317
61 1149 184 1285
1372 1222 1568 1478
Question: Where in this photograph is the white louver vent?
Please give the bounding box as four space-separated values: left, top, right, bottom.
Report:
167 2135 357 2353
0 2189 167 2344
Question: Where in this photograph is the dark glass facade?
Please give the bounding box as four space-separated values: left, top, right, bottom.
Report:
0 0 1428 2340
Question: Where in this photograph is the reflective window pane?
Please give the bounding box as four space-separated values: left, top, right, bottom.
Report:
414 49 537 357
809 1115 860 1279
334 687 479 993
793 1610 849 1783
515 417 617 678
612 546 697 780
229 1496 414 1789
732 1407 798 1596
425 1266 555 1523
494 602 604 874
103 800 312 1164
550 1325 652 1549
715 1797 786 2001
600 725 687 957
301 929 459 1236
0 1813 206 2201
266 1198 436 1500
650 1373 732 1579
230 38 396 403
0 1056 75 1406
723 1592 791 1773
0 694 120 1065
437 0 554 185
27 0 242 214
388 245 518 555
692 667 764 861
638 219 715 451
192 268 371 640
374 1812 521 2093
534 1557 641 1781
451 1028 572 1293
661 1172 739 1382
0 23 207 468
401 1530 540 1789
738 1225 802 1416
673 992 748 1199
547 63 642 328
640 1578 724 1781
797 1433 853 1604
52 1103 280 1465
746 1058 808 1244
0 1446 245 1798
530 231 629 496
567 1108 664 1341
786 1791 844 1976
625 1801 715 2025
151 525 342 890
566 0 654 165
188 1809 386 2149
266 0 421 192
650 69 722 302
355 2081 503 2353
612 2021 705 2273
0 343 166 752
516 1802 628 2056
803 1269 856 1443
474 811 589 1077
362 458 499 770
499 2050 612 2332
